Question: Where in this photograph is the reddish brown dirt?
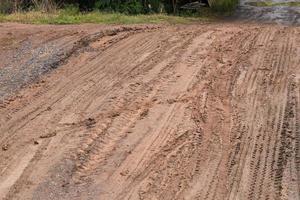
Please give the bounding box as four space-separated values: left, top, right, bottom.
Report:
0 22 299 200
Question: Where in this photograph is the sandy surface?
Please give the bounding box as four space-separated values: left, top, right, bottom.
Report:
0 21 300 200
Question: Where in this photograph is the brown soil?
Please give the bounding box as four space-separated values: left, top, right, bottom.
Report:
0 22 299 200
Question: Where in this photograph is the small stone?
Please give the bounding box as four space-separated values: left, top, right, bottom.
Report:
40 131 57 139
2 144 9 151
120 172 126 176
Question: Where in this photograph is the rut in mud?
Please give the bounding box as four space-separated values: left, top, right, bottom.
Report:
0 22 300 200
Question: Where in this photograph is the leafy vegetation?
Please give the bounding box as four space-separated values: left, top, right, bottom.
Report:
0 0 240 14
0 0 239 24
211 0 239 12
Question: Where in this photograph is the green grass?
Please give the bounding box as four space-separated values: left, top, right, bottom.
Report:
246 1 300 7
0 10 214 25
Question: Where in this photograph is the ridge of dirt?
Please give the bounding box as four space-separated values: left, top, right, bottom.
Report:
0 24 160 104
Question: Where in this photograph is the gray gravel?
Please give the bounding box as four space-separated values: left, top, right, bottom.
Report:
0 40 68 101
0 25 154 103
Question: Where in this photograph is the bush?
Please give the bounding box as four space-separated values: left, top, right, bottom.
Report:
211 0 239 12
95 0 143 14
147 0 164 13
32 0 57 12
61 4 80 15
0 0 238 15
0 0 13 14
0 0 58 13
123 0 143 14
78 0 95 11
94 0 110 11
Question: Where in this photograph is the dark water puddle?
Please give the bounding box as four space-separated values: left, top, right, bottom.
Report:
245 1 300 7
235 0 300 25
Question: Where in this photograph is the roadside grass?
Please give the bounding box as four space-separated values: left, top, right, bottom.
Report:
245 1 300 7
0 10 215 25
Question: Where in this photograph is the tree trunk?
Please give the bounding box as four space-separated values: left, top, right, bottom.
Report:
172 0 176 13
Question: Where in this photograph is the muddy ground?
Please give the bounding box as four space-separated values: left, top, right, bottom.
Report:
0 14 300 200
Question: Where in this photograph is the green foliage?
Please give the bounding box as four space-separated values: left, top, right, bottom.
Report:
122 0 144 14
94 0 144 14
147 0 164 13
0 0 13 13
0 0 239 16
211 0 239 12
94 0 111 10
61 4 80 15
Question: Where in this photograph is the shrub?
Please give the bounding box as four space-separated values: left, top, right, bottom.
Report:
123 0 143 14
211 0 239 12
0 0 13 13
61 3 80 15
95 0 143 14
147 0 164 13
94 0 111 11
32 0 57 12
0 0 57 13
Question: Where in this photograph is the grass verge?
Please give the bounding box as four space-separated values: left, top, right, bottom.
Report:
0 10 215 25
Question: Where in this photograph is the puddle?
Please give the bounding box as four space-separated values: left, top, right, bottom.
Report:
245 1 300 7
234 0 300 25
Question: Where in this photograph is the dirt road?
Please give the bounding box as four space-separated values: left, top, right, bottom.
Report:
0 21 300 200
